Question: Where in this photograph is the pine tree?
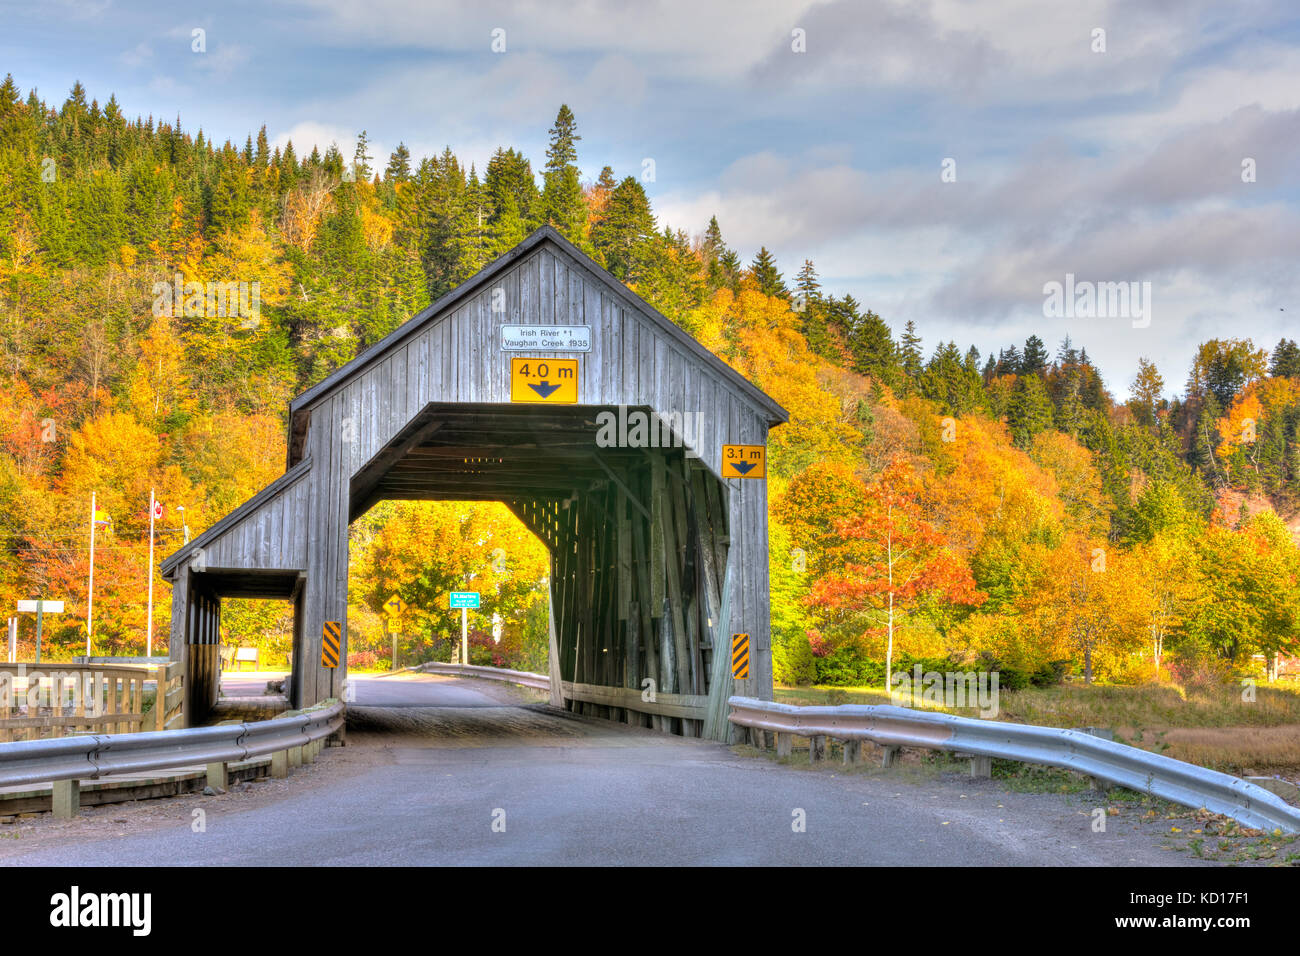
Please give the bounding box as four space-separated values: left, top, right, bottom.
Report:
900 320 923 379
591 176 654 282
794 259 821 305
1007 372 1054 447
1270 338 1300 378
701 215 736 292
352 130 372 181
749 247 787 298
541 105 586 244
385 143 411 183
996 345 1021 377
279 140 298 192
920 342 985 415
1021 335 1048 376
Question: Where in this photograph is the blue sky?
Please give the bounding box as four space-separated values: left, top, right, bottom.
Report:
3 0 1298 397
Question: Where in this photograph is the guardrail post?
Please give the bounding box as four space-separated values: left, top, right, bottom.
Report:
970 755 992 779
775 732 791 758
302 739 316 765
809 735 826 763
288 745 303 768
52 779 80 818
206 761 228 791
748 727 766 750
880 745 900 768
843 740 862 766
271 749 289 779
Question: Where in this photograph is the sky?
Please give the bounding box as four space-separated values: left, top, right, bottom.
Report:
2 0 1298 399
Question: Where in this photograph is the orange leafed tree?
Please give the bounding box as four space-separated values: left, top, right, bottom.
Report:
810 457 986 688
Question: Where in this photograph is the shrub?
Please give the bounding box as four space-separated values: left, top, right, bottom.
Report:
348 650 378 670
773 631 817 685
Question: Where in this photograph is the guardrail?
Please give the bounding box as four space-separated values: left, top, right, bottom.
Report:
727 697 1300 834
415 662 551 691
0 699 344 818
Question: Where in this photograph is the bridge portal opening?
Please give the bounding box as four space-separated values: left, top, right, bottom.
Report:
338 401 731 737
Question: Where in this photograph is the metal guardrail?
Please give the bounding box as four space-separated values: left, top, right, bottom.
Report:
727 697 1300 834
0 699 343 789
415 662 551 692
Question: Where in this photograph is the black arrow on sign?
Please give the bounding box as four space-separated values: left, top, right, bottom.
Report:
528 381 562 398
730 460 757 475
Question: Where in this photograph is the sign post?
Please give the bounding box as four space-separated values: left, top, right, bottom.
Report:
146 490 161 657
382 593 407 670
450 592 481 664
87 491 95 657
17 600 65 664
6 616 15 663
321 621 341 699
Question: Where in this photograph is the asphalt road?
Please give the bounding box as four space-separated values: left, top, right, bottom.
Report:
2 674 1205 866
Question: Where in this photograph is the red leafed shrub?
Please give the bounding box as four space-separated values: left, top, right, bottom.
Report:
807 629 831 658
348 650 379 670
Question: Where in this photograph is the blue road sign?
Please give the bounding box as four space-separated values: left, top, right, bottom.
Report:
450 591 481 609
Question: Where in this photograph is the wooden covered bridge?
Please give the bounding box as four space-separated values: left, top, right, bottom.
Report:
160 226 786 741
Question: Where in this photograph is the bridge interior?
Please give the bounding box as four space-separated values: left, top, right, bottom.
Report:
188 402 732 737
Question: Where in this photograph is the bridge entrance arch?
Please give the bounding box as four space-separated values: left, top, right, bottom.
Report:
160 227 786 741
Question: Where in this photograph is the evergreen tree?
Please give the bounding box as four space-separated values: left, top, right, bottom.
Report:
699 215 742 293
920 341 985 415
899 320 923 380
1271 338 1300 378
591 176 655 282
385 143 412 183
996 345 1021 377
794 259 821 306
1021 334 1048 376
541 105 586 245
748 247 787 298
352 131 372 181
838 300 897 385
1007 372 1054 448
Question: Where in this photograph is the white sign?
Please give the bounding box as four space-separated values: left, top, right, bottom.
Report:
17 600 64 613
500 325 591 352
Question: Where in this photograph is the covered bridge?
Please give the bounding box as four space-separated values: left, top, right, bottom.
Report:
160 226 787 741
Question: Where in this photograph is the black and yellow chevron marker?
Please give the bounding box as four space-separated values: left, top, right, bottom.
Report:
731 633 749 679
321 620 342 668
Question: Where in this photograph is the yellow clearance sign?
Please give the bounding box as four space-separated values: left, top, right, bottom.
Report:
510 358 578 403
722 444 765 479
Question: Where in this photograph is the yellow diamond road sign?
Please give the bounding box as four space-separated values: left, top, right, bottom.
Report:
383 593 407 618
510 358 578 403
722 444 765 479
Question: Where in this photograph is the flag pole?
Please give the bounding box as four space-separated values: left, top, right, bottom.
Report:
87 491 96 657
146 487 156 658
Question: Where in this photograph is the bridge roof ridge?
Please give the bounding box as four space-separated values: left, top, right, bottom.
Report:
283 226 788 467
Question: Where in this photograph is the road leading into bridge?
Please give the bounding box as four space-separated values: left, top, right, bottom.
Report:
1 674 1202 866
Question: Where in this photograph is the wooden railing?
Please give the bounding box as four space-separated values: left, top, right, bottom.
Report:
154 660 184 732
0 662 184 742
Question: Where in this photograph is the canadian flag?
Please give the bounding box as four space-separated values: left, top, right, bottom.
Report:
153 500 164 521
